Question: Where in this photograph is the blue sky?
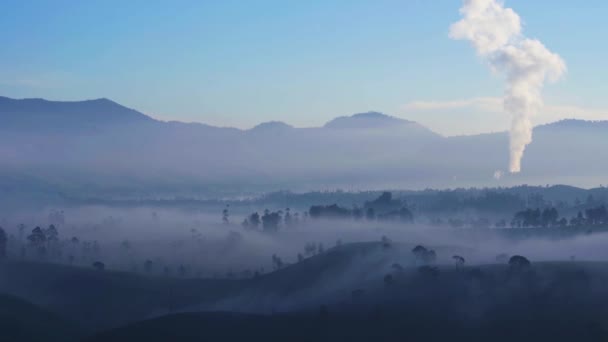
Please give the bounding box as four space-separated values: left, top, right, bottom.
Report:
1 0 607 134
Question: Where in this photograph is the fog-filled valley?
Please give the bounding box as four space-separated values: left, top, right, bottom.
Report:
2 0 608 339
2 96 608 341
3 187 608 340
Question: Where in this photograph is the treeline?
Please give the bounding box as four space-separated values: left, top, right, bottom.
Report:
241 192 414 233
0 223 104 268
511 205 608 228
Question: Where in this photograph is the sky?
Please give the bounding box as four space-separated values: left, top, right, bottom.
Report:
1 0 607 135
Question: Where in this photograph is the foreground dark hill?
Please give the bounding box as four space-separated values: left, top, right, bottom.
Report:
1 96 608 199
0 242 431 328
0 260 242 331
4 240 608 341
88 308 608 342
0 294 83 341
90 261 608 342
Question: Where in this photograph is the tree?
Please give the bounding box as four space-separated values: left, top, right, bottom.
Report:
541 207 559 227
365 208 376 221
45 224 60 258
412 245 428 260
0 227 7 258
222 205 230 224
508 255 531 271
452 255 465 268
27 227 47 258
309 204 350 219
352 207 363 220
271 254 283 270
92 261 105 271
412 245 436 264
249 212 261 229
262 210 281 232
45 224 59 242
284 208 293 227
585 205 608 225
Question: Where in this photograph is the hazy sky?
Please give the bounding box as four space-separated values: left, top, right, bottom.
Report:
1 0 607 135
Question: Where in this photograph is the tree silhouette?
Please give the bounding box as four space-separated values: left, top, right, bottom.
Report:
284 208 293 227
508 255 531 271
222 205 230 224
0 227 7 258
412 245 436 264
27 227 47 258
452 255 465 268
92 261 105 271
262 210 281 232
366 208 376 221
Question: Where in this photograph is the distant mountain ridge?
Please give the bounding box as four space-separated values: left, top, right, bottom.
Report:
1 95 604 134
0 96 155 132
0 95 607 196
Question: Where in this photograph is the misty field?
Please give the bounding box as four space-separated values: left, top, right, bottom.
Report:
2 193 608 341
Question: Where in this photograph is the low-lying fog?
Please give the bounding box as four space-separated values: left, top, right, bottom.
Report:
3 205 608 278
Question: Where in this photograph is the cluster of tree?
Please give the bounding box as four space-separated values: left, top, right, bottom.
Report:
583 205 608 225
510 205 608 228
364 192 403 213
242 208 303 232
240 193 414 233
307 193 414 223
0 223 109 271
511 207 561 228
412 245 436 265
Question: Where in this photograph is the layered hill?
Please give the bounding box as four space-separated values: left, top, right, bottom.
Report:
0 96 607 199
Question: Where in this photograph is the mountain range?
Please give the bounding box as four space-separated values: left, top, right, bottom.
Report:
0 96 606 199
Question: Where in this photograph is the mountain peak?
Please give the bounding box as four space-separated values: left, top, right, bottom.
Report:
250 121 293 131
0 96 155 131
324 111 414 129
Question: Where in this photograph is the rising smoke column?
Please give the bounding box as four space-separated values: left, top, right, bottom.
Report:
449 0 566 173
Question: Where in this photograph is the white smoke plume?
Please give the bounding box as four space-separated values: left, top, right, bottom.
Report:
449 0 566 173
